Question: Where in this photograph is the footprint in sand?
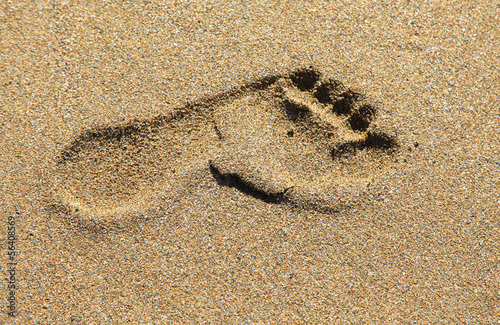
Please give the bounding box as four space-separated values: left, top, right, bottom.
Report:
49 67 398 224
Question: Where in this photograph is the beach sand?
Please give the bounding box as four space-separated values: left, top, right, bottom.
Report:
1 1 499 323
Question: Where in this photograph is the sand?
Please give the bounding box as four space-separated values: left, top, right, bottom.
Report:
1 1 499 323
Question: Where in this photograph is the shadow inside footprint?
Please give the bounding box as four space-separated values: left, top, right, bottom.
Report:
290 67 321 91
331 132 398 158
209 163 290 204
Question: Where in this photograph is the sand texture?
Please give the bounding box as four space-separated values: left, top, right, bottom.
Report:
1 1 499 323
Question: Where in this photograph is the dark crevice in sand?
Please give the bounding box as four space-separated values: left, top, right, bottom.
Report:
331 132 398 158
330 90 359 115
290 67 321 91
283 98 312 121
213 123 224 140
209 162 290 204
348 104 376 131
313 79 342 104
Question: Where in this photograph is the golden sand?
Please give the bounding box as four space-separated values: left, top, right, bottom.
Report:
1 1 499 323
